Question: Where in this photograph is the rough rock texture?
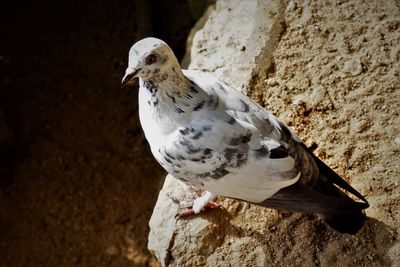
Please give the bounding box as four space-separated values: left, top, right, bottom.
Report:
189 0 286 90
148 0 400 266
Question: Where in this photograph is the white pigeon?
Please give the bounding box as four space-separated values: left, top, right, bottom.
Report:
122 37 369 234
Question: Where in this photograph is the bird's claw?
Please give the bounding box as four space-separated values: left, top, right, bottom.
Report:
168 188 219 218
175 201 219 218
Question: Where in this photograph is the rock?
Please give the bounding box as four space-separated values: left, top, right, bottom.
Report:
286 0 296 13
342 58 363 76
309 85 326 105
188 0 285 90
148 175 275 267
266 78 279 86
181 4 215 69
292 94 307 105
148 175 229 266
395 136 400 145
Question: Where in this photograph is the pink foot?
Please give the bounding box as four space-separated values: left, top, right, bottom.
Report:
167 187 218 218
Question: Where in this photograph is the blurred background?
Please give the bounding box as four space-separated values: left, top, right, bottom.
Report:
0 0 212 266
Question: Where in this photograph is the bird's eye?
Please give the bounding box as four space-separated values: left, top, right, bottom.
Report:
145 53 157 65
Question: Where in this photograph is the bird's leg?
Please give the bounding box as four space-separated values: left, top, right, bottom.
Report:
168 188 218 217
192 191 218 213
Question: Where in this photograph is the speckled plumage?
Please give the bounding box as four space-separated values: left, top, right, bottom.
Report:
122 37 369 234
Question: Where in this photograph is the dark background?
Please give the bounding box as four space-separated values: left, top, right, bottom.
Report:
0 0 210 266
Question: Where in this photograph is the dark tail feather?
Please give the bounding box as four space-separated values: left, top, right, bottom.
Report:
300 143 368 203
258 183 369 234
316 181 368 234
256 143 369 234
301 143 369 233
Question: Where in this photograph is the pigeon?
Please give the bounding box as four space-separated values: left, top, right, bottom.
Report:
122 37 369 234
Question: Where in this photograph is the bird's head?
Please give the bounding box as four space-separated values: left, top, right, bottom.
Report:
121 37 179 87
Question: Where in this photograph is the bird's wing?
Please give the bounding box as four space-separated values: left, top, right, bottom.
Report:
158 106 300 201
158 107 257 176
183 69 302 146
156 70 302 198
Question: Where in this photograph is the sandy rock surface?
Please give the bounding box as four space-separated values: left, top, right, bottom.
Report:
148 0 400 266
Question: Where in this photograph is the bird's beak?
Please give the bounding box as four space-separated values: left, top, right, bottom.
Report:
121 68 141 88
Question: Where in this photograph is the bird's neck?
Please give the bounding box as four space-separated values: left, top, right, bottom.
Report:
138 69 207 134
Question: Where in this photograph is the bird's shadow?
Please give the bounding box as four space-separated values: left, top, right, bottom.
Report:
195 205 396 266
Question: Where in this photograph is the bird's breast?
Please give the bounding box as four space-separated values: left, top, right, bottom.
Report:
138 86 185 151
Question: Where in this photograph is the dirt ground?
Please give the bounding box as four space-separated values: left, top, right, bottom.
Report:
0 1 200 266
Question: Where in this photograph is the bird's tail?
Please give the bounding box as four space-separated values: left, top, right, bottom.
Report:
305 144 369 234
259 182 368 234
259 144 369 234
314 180 368 234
